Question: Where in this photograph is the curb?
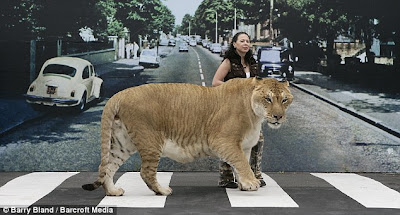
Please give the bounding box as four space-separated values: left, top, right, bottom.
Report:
290 82 400 139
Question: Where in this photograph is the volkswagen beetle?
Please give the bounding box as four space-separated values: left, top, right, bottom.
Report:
25 57 103 112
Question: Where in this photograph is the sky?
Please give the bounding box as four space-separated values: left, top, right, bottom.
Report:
163 0 203 26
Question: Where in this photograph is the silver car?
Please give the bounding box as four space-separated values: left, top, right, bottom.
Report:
139 49 160 68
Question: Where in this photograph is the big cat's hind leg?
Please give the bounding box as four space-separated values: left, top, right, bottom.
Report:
138 139 172 196
103 120 137 196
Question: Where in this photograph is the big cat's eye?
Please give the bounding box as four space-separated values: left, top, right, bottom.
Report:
265 97 272 103
282 98 288 103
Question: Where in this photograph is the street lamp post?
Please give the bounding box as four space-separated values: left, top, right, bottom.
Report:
233 8 237 35
206 9 218 43
269 0 274 44
214 11 218 43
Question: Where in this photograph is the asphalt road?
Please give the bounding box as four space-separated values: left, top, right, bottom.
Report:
1 44 399 172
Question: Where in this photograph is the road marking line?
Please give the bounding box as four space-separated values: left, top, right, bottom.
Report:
0 172 79 207
226 173 299 207
312 173 400 208
192 49 207 86
97 172 173 208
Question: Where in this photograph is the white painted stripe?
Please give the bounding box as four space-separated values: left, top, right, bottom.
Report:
97 172 173 208
226 173 299 207
202 82 206 86
312 173 400 208
199 68 203 74
200 74 204 80
0 172 79 207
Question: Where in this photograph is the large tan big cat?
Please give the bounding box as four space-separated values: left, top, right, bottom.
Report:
82 77 293 196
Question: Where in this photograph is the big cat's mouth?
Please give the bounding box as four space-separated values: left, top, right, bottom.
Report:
267 121 281 129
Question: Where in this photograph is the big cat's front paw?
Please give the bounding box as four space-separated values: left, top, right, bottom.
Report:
155 186 173 196
106 187 125 196
238 177 260 191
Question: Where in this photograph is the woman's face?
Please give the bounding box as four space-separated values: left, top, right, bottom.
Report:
233 34 250 55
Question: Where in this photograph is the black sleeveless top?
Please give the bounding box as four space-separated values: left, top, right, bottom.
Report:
223 54 258 82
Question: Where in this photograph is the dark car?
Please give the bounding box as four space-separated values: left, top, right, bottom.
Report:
257 46 295 81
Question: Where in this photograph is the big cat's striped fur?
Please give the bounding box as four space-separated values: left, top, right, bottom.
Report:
82 78 293 196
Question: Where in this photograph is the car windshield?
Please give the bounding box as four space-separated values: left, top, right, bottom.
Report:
142 50 156 57
259 50 281 63
43 64 77 77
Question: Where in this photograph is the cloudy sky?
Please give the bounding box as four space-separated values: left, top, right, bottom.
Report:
163 0 203 26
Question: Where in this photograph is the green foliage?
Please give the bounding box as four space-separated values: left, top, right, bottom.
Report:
0 0 42 40
0 0 174 42
192 0 236 40
115 0 175 40
178 14 194 35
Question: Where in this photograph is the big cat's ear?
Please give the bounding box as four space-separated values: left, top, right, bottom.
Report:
284 81 289 87
280 80 289 87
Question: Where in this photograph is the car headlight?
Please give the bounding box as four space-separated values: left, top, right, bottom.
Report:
29 85 35 92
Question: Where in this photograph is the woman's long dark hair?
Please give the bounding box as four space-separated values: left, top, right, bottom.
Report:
223 32 254 65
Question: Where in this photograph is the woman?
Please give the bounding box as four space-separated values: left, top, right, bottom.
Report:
212 32 266 188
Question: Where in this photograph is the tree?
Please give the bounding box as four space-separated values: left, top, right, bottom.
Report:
344 0 400 65
36 0 108 40
0 0 42 40
115 0 174 41
96 0 125 38
179 14 194 35
192 0 235 41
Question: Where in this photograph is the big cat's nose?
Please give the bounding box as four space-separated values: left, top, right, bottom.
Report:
273 115 283 120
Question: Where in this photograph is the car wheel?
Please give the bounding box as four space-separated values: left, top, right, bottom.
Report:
98 84 105 102
76 93 87 112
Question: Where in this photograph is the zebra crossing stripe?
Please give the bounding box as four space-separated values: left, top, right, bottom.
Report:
0 172 79 208
97 172 173 208
226 173 299 207
311 173 400 209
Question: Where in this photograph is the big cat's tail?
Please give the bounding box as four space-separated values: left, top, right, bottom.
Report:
82 95 120 192
82 181 102 191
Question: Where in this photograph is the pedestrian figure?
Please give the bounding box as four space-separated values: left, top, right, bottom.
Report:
133 42 139 59
125 43 133 59
212 32 266 188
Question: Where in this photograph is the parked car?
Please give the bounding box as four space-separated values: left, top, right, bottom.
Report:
257 46 295 81
202 40 209 47
210 43 222 53
179 42 189 52
206 41 212 49
139 49 160 68
25 57 103 112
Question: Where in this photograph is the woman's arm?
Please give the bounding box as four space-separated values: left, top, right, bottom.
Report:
212 59 231 87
